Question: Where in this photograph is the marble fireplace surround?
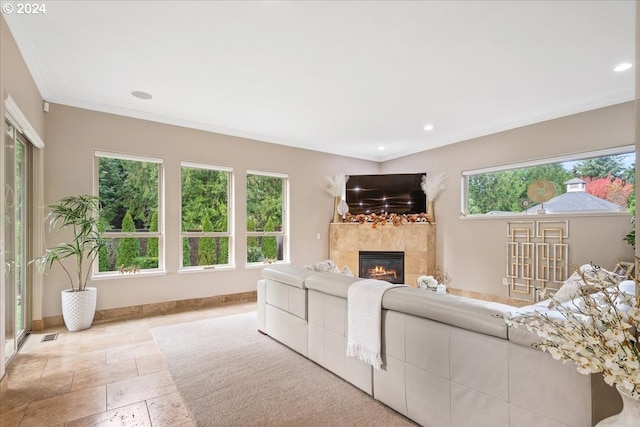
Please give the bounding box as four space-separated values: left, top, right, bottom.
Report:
329 222 435 287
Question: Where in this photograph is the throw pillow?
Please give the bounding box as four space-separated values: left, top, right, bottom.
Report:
619 280 637 296
304 260 340 274
341 266 354 276
548 272 586 307
548 264 622 308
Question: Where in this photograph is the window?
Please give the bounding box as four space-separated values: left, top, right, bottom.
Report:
462 146 635 216
95 151 163 274
246 171 288 264
180 162 233 269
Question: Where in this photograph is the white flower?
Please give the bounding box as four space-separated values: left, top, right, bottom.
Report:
628 307 640 321
576 357 600 375
417 275 438 290
625 358 639 371
603 373 616 386
546 346 563 360
603 329 626 347
585 335 600 346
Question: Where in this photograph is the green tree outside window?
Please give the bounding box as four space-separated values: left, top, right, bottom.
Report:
198 212 216 266
117 211 141 269
262 217 277 260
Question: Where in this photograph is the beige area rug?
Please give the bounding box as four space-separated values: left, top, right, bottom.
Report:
151 311 417 427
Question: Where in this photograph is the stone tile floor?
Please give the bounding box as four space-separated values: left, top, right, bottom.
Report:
1 301 257 426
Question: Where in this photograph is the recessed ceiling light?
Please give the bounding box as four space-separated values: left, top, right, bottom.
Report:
614 63 633 72
423 124 434 131
378 146 385 151
131 90 153 100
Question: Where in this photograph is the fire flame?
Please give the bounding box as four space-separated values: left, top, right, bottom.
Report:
367 265 398 279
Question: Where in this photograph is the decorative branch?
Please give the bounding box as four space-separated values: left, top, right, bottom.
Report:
324 173 347 197
421 172 446 202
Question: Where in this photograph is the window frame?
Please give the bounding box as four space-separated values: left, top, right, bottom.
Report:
245 169 290 267
179 161 235 272
93 150 165 278
460 145 635 219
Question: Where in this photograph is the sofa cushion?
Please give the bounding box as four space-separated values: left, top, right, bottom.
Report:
341 266 354 276
265 279 308 320
382 288 513 339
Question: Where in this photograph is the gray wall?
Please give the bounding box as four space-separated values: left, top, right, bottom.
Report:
43 101 636 316
1 14 46 383
42 104 379 317
381 102 635 295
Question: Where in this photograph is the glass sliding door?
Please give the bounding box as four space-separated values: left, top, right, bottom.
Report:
4 119 31 362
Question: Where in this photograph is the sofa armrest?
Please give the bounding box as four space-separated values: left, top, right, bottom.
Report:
305 273 360 298
262 265 315 289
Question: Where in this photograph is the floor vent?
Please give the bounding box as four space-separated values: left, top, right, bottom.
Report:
41 333 58 342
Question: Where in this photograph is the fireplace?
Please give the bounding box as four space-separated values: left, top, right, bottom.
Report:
330 223 435 287
359 251 405 284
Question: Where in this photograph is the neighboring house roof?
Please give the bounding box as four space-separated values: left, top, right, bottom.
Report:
525 191 621 213
565 178 587 185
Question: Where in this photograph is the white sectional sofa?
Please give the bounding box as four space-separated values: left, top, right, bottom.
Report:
256 265 621 427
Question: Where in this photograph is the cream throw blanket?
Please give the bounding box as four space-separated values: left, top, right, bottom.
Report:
346 279 407 370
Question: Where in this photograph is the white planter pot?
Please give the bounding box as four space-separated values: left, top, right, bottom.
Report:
61 287 97 332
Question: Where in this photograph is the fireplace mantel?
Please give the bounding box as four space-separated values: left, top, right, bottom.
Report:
329 222 435 287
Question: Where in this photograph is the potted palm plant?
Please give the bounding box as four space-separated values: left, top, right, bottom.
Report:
33 195 106 331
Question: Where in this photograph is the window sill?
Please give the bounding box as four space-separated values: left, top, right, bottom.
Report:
458 210 631 221
91 270 167 280
178 265 237 274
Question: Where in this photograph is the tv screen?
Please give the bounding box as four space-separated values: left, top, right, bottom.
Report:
346 173 426 215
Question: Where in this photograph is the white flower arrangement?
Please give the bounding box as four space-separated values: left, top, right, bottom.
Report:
420 172 446 202
325 173 347 197
505 265 640 399
417 275 439 291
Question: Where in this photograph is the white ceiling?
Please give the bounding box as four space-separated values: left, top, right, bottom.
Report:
2 1 635 162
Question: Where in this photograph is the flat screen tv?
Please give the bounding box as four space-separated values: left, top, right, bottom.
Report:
345 173 426 215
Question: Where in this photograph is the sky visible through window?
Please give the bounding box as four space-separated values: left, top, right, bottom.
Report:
561 152 634 171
